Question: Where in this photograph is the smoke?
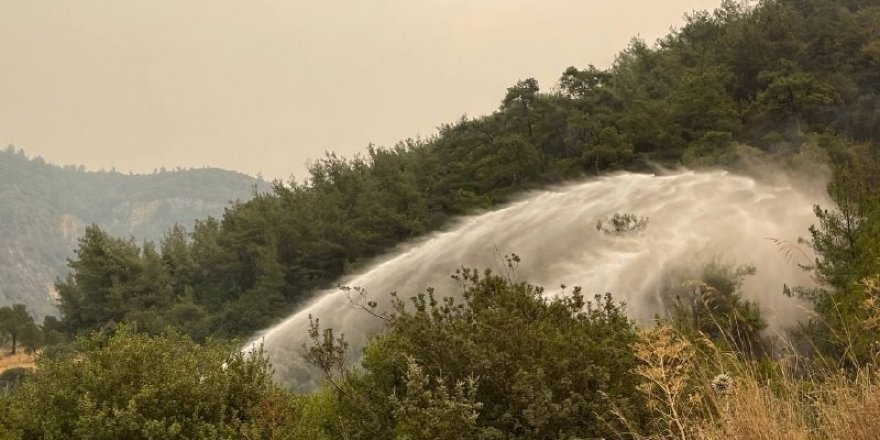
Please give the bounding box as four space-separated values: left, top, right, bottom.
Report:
249 170 827 389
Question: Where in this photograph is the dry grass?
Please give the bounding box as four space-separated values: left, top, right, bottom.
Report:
616 273 880 439
625 323 880 440
0 351 36 374
814 372 880 440
691 374 812 440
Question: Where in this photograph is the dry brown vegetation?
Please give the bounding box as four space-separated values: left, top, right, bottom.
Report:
0 352 36 374
622 323 880 440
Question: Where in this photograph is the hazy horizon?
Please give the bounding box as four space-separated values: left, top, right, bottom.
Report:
1 0 720 180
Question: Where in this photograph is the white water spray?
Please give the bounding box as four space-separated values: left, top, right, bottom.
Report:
251 171 826 389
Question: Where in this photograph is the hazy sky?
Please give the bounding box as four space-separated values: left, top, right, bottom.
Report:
0 0 720 180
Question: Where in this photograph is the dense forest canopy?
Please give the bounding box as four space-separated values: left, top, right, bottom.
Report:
3 0 880 438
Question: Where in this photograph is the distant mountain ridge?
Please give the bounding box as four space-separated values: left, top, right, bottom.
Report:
0 147 266 317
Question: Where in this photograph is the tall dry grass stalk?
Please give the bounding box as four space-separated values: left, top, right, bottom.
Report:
691 374 811 440
625 322 880 440
815 369 880 439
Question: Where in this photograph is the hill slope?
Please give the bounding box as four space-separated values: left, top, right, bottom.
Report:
50 0 880 341
0 147 264 317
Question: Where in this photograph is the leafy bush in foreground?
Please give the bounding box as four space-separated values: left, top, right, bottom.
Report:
0 326 294 440
305 263 646 439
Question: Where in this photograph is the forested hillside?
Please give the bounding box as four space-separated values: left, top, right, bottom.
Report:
50 0 880 340
4 0 880 438
0 147 264 317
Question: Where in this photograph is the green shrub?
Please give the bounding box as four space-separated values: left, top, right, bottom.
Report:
309 264 647 439
0 325 295 440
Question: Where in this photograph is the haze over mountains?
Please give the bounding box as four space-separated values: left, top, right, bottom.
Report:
0 146 264 317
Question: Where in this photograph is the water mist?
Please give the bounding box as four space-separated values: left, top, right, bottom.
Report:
249 170 826 389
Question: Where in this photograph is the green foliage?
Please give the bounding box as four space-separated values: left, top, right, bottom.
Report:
0 305 40 355
0 369 29 396
0 325 294 439
0 148 263 319
664 259 768 358
388 359 484 440
681 132 740 167
791 138 880 366
596 213 650 234
755 71 839 117
306 266 646 439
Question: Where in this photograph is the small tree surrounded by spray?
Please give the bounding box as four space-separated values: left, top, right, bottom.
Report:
596 213 649 234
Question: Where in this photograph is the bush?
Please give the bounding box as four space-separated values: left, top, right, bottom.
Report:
308 264 647 439
0 325 295 439
0 368 29 395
